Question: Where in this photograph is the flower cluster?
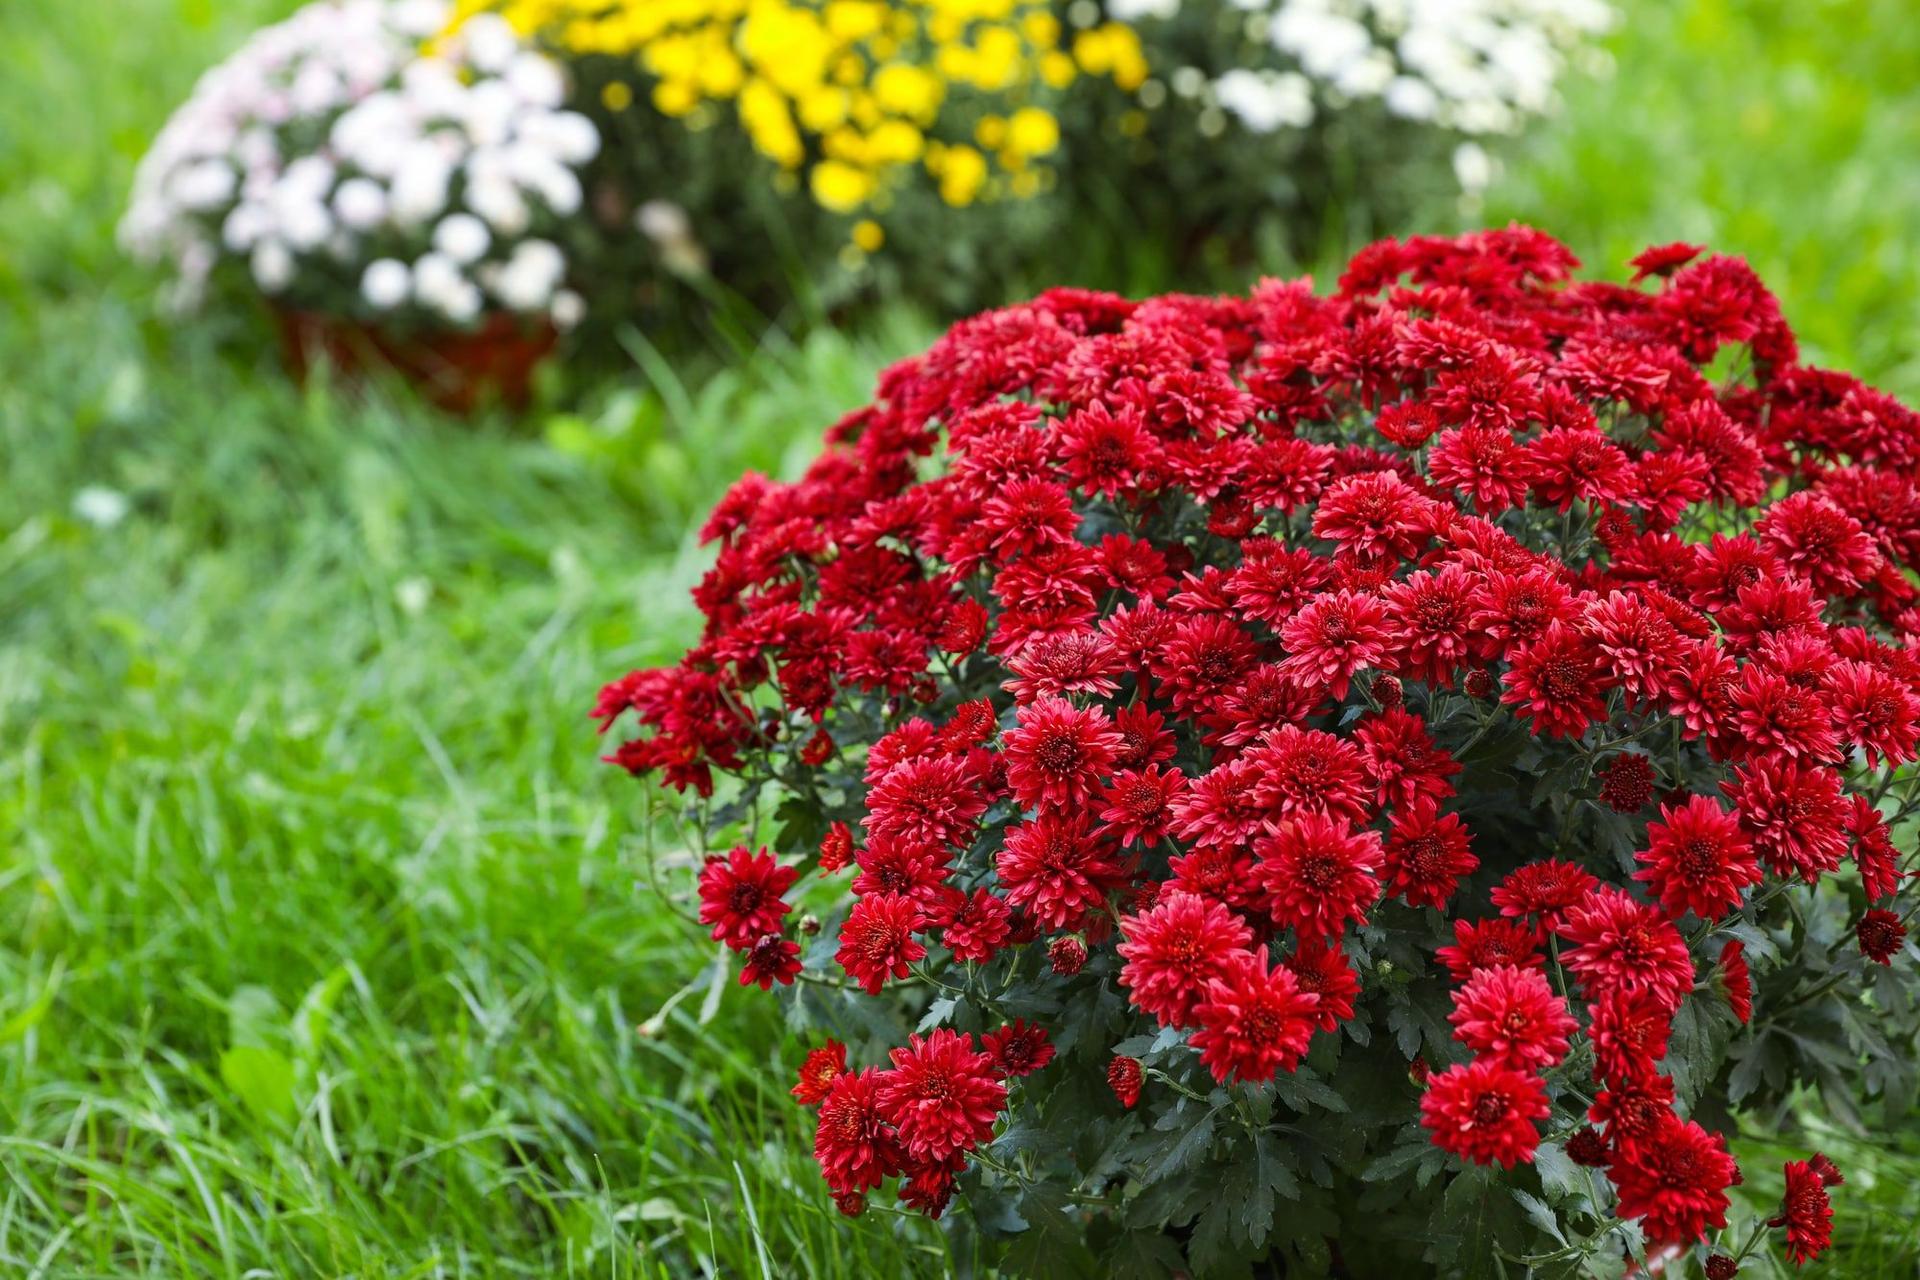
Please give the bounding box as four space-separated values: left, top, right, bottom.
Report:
123 0 599 327
600 228 1919 1270
456 0 1145 216
1117 0 1613 140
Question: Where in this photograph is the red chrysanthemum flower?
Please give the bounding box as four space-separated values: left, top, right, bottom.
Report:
1107 1054 1143 1109
1228 542 1337 626
1247 724 1375 826
819 820 855 872
1117 890 1255 1028
1858 908 1906 964
1632 794 1761 921
864 754 992 850
1283 937 1360 1031
1719 939 1753 1024
1353 707 1462 812
982 1020 1055 1078
1555 886 1695 1011
1772 1159 1835 1265
1588 987 1673 1085
1501 621 1612 739
875 1029 1008 1163
851 835 953 913
1419 1059 1549 1168
1096 765 1184 847
741 933 803 990
1310 471 1436 565
1381 564 1480 686
897 1153 965 1218
1629 241 1704 281
836 892 927 994
1725 666 1841 762
1723 759 1848 882
1609 1113 1737 1244
1437 917 1546 982
1383 797 1480 909
1111 701 1177 770
1169 755 1272 851
1755 490 1882 598
1473 568 1578 654
1190 946 1321 1083
1277 589 1393 701
1256 813 1385 940
1566 1125 1611 1167
1002 695 1123 811
1846 792 1903 901
1048 934 1088 975
997 811 1122 930
814 1067 903 1195
1152 614 1259 713
1826 659 1920 767
938 698 1000 752
940 887 1013 963
697 847 798 949
792 1040 849 1105
1598 752 1656 813
1491 860 1600 932
1581 594 1679 710
1448 964 1575 1071
1589 1072 1677 1148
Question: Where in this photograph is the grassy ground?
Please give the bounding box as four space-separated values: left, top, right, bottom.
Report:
3 0 1920 1276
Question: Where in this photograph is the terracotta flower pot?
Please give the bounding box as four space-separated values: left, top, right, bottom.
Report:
273 307 558 414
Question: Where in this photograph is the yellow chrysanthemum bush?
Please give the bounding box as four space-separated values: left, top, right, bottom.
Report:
453 0 1146 320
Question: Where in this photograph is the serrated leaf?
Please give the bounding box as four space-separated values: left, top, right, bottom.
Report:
1187 1189 1245 1276
916 994 958 1033
1275 1069 1347 1114
1140 1103 1217 1186
1362 1141 1428 1183
1511 1188 1567 1245
1532 1141 1583 1202
1104 1231 1188 1280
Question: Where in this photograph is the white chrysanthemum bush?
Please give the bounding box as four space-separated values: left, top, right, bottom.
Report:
1059 0 1615 280
122 0 599 331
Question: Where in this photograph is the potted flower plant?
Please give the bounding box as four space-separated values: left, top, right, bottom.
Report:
122 1 601 411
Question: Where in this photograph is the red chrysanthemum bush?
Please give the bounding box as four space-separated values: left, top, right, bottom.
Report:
598 228 1920 1275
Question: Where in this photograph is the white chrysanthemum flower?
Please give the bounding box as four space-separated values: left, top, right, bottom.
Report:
170 159 237 211
459 14 520 75
551 289 585 331
362 258 411 309
433 212 491 264
333 177 389 231
466 172 531 238
504 53 566 109
1213 69 1314 132
222 202 274 252
251 240 295 292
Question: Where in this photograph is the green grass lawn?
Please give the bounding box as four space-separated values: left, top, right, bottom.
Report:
3 0 1920 1275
